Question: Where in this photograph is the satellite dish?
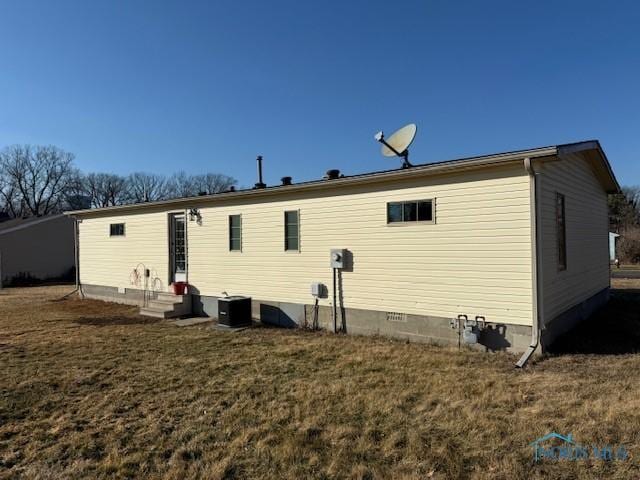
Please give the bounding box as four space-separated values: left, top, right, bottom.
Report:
374 123 417 169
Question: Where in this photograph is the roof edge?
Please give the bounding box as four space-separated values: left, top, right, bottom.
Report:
65 145 558 217
0 214 67 236
557 140 621 194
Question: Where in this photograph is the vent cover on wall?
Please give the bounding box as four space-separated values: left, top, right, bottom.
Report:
386 312 407 323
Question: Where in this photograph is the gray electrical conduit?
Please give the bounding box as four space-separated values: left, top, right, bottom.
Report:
516 157 542 368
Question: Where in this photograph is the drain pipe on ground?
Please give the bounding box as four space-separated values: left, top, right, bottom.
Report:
516 157 543 368
61 216 83 300
73 217 84 298
332 267 338 333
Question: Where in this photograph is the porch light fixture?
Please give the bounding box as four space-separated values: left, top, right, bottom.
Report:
189 208 201 224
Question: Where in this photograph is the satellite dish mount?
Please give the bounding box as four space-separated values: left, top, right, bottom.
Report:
374 123 417 169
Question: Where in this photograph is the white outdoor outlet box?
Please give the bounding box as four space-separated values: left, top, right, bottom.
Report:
330 248 347 269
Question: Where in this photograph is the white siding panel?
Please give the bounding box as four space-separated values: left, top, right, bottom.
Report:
77 164 534 326
539 154 610 324
78 211 172 291
187 164 534 326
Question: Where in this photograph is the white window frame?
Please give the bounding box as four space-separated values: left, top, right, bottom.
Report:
109 223 125 237
386 199 436 225
229 214 242 252
284 209 300 252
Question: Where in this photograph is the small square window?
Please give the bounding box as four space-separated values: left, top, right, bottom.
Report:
109 223 125 236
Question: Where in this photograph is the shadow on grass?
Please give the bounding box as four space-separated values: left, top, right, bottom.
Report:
74 316 161 326
548 288 640 355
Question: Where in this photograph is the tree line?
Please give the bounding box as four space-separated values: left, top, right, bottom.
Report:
0 144 237 218
609 186 640 263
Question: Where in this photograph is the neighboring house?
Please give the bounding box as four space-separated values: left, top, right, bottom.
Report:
0 214 75 287
65 140 619 361
609 232 620 262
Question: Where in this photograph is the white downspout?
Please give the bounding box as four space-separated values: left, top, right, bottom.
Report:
516 157 542 368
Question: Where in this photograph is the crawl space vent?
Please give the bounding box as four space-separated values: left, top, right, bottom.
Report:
386 312 407 323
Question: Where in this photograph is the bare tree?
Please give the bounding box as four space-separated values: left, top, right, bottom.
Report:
0 145 76 216
166 171 197 199
62 169 92 210
126 172 168 203
0 143 239 214
0 173 25 217
192 173 236 195
83 172 129 208
609 185 640 232
165 172 237 199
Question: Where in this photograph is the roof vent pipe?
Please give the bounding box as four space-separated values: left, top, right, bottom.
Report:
254 155 266 189
281 176 292 186
325 169 341 180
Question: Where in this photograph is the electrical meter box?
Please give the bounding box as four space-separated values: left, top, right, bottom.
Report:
330 248 347 269
310 282 325 297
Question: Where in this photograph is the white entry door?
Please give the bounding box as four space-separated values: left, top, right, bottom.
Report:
170 213 187 283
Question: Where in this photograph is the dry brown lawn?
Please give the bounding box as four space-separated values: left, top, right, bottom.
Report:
1 282 640 479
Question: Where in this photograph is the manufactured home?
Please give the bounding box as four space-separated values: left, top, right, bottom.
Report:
65 141 619 363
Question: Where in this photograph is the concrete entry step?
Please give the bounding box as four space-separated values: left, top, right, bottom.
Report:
139 308 180 319
147 299 183 310
139 292 192 319
156 292 190 303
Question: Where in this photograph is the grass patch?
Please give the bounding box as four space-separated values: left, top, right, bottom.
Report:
0 284 639 479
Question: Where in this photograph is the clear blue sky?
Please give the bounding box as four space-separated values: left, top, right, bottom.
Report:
1 0 638 187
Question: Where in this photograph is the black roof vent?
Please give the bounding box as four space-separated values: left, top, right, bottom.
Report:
325 169 341 180
281 176 292 186
254 155 266 189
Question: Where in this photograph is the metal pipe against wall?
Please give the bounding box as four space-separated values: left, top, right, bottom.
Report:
60 216 83 300
516 157 542 368
332 268 337 333
74 218 79 290
313 297 319 330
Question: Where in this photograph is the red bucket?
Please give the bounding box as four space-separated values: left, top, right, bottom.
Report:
172 282 187 295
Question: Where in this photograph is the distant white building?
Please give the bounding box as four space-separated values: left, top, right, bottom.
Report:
609 232 620 261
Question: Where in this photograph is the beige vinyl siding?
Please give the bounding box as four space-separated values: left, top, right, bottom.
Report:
76 163 534 326
78 210 173 291
187 163 534 326
539 153 610 324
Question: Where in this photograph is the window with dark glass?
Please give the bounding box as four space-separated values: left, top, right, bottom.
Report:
284 210 299 251
172 215 186 273
229 215 242 251
109 223 125 236
387 200 433 223
556 193 567 270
